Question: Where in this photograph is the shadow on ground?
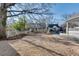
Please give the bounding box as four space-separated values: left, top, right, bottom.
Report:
0 41 20 56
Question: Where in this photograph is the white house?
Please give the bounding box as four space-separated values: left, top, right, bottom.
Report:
64 14 79 36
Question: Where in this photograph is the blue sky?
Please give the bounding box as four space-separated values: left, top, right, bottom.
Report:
52 3 79 25
53 3 79 15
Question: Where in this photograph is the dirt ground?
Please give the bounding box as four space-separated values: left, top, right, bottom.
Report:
7 33 79 56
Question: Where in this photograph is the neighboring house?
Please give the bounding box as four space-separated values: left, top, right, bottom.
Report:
29 23 46 32
29 23 63 34
62 14 79 34
47 24 62 34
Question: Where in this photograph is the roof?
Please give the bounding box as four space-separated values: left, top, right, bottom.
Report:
48 24 60 28
62 14 79 28
67 14 79 23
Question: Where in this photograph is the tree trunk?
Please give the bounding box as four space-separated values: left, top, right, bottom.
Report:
0 4 7 39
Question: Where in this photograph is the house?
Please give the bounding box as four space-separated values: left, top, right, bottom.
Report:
62 14 79 34
29 23 46 32
47 24 62 34
29 23 63 34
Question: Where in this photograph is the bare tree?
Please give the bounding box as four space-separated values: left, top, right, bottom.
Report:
0 3 15 39
0 3 54 39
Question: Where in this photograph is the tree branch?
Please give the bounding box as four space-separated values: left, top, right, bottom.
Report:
7 12 24 17
5 3 15 8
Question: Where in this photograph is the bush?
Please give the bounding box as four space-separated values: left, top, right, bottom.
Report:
12 16 29 31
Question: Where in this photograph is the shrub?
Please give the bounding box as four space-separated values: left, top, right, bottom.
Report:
12 16 29 31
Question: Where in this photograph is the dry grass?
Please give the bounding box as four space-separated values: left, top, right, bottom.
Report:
8 33 79 56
